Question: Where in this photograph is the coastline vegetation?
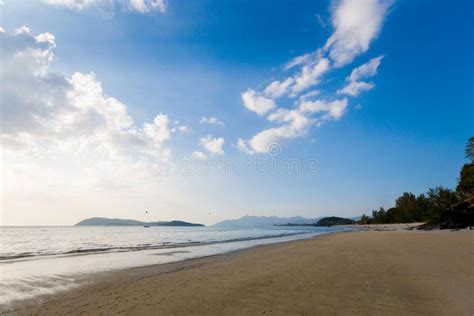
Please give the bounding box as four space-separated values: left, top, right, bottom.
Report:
315 217 355 226
358 137 474 226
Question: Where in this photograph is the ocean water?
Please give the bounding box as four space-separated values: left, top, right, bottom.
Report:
0 225 348 306
0 225 341 260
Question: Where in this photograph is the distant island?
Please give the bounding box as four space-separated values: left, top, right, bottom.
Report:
273 223 316 227
275 216 360 227
75 217 204 227
213 215 321 227
315 217 356 226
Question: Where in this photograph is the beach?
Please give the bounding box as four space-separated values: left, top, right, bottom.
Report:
3 230 473 315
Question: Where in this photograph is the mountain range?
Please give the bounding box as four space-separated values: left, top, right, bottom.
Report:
212 215 321 227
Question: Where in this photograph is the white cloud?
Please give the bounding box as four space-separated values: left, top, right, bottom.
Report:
348 55 384 82
42 0 106 10
191 151 207 159
0 27 174 162
127 0 166 13
237 0 392 152
35 32 56 46
299 98 348 120
324 0 393 67
178 125 189 133
42 0 167 13
337 81 374 96
299 90 320 101
263 77 294 99
261 54 329 99
238 0 391 103
337 56 383 96
199 116 224 126
236 138 254 154
237 0 394 153
291 57 330 94
247 0 391 101
248 129 281 153
199 135 225 155
144 114 171 144
0 27 186 225
241 89 276 115
1 27 68 140
284 52 315 70
0 26 205 226
267 108 309 127
248 109 311 153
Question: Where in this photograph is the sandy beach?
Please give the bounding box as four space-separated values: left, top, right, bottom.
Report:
3 230 473 315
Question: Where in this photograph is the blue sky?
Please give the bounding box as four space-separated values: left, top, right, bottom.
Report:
1 0 473 225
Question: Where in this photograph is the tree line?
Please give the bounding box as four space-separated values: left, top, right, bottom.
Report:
358 137 474 225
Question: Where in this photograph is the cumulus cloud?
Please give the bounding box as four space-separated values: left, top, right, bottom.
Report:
0 26 173 162
263 78 294 99
324 0 393 67
264 51 330 98
299 90 320 102
257 0 391 99
291 57 330 95
42 0 166 13
199 116 224 126
249 111 310 154
299 98 348 120
237 0 392 153
144 114 171 145
191 151 207 159
236 138 254 154
337 56 383 96
199 135 225 155
238 96 349 154
0 27 190 225
240 108 312 154
241 89 276 115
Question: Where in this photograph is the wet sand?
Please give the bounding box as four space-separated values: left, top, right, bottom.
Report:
3 230 473 315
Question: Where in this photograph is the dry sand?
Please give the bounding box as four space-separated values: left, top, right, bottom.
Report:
4 230 473 315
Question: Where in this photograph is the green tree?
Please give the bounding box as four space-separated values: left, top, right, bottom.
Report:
372 207 387 224
456 137 474 199
426 187 460 220
416 193 431 221
358 214 371 225
456 163 474 199
384 207 400 223
465 136 474 163
356 138 472 225
395 192 420 222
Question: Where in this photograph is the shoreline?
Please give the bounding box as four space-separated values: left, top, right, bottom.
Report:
0 229 346 307
0 227 343 263
3 229 473 315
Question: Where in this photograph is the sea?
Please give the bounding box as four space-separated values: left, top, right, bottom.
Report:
0 225 349 306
